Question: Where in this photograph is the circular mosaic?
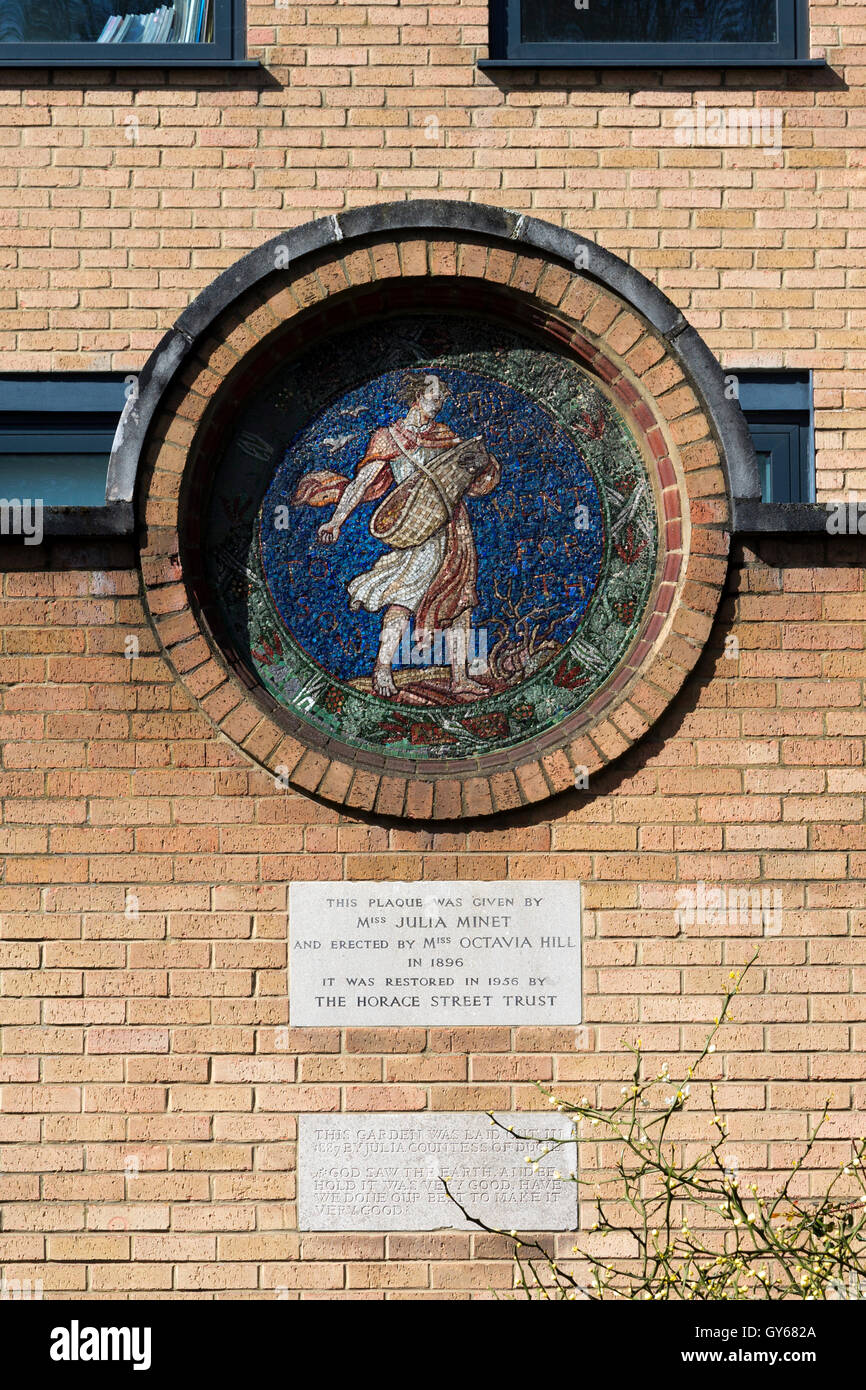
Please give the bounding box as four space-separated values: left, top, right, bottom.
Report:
201 315 660 764
133 207 738 817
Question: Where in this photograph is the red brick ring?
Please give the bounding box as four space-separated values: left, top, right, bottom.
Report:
121 203 748 820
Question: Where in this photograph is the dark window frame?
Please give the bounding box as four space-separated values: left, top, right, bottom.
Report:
0 373 127 509
485 0 818 68
0 0 247 67
736 369 814 505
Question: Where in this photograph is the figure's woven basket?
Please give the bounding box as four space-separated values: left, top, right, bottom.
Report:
371 438 489 549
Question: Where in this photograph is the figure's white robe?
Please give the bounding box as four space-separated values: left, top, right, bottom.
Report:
347 442 450 615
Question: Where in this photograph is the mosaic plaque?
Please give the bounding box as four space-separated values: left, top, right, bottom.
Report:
289 880 581 1026
298 1113 579 1232
201 313 660 763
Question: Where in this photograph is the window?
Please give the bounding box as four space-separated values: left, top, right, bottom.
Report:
487 0 813 67
736 371 814 505
0 0 246 65
0 374 126 508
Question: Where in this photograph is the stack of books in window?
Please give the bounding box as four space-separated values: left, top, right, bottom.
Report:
97 0 212 44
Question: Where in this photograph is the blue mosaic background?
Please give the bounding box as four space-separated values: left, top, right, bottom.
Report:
259 368 605 685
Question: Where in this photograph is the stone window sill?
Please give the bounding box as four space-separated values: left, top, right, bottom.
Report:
0 58 261 69
733 501 829 534
479 59 829 71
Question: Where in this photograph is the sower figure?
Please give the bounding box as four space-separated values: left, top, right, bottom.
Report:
294 373 500 699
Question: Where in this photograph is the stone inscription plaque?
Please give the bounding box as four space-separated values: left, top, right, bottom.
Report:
298 1113 579 1232
289 880 581 1026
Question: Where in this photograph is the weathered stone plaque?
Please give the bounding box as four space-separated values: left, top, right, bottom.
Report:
289 880 581 1026
298 1113 579 1232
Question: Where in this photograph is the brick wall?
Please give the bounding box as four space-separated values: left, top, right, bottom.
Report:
0 534 863 1296
1 2 864 496
1 1 865 1299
